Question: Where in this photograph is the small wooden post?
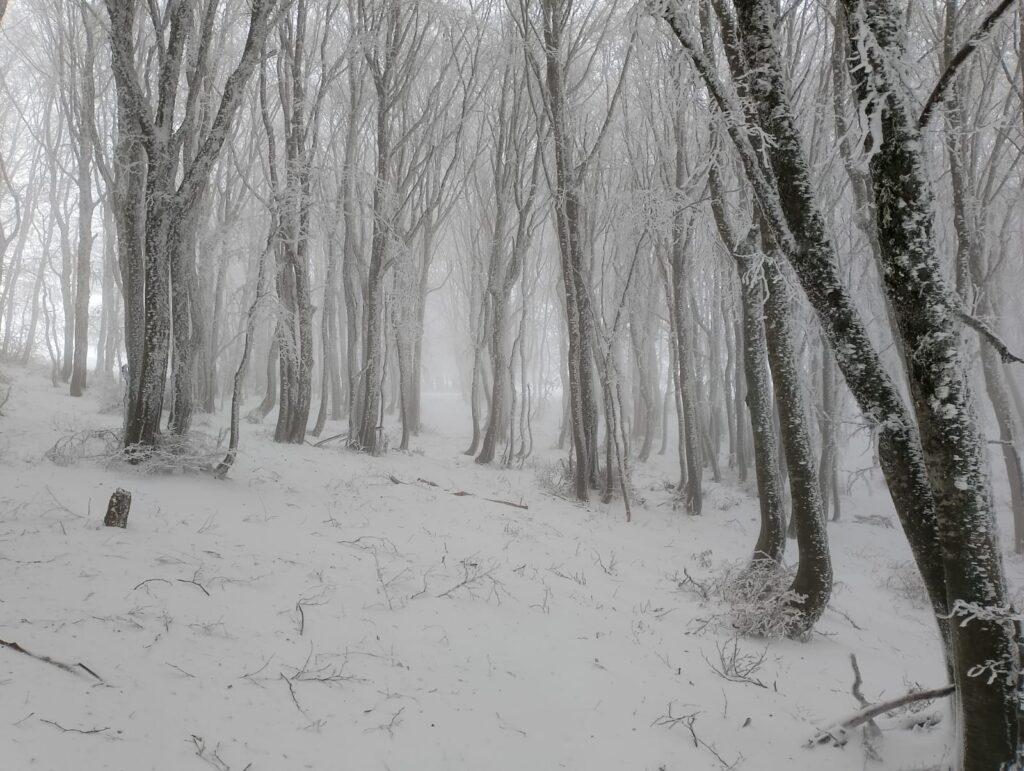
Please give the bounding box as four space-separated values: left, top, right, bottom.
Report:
104 488 131 528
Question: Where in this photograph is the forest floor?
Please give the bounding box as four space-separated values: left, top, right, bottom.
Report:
2 362 1021 770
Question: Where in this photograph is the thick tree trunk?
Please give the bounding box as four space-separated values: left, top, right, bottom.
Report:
666 0 952 658
355 95 392 455
842 0 1019 764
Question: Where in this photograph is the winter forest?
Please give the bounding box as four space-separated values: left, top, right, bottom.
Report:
0 0 1022 767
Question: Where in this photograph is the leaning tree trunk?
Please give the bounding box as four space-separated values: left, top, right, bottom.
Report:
664 0 952 658
842 0 1019 764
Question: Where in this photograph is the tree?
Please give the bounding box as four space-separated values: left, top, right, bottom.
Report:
104 0 282 449
841 0 1019 762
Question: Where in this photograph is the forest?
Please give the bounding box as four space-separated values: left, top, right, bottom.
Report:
0 0 1022 768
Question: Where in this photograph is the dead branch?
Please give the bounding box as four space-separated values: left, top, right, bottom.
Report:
281 673 324 729
703 639 768 689
826 604 863 630
133 578 172 591
177 570 211 596
364 706 405 738
809 684 955 747
1 638 99 681
652 703 742 770
387 475 528 510
312 432 347 447
191 735 231 771
39 718 109 734
483 496 529 510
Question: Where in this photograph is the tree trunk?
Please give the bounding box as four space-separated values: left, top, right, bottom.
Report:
842 0 1019 763
762 253 831 635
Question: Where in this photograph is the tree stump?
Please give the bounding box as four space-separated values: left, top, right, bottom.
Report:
104 488 131 528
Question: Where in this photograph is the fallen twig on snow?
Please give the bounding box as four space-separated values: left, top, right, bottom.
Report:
808 683 955 747
0 638 103 682
39 718 109 735
387 475 529 510
312 432 347 447
652 703 742 769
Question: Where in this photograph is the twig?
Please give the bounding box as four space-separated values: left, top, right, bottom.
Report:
1 638 88 679
439 564 500 599
191 735 231 771
133 578 172 591
826 604 863 630
44 486 82 518
281 673 323 729
364 706 405 738
40 718 109 734
652 704 742 769
483 497 529 510
177 577 211 597
238 655 274 684
167 662 196 678
313 432 346 447
296 601 305 635
77 663 103 682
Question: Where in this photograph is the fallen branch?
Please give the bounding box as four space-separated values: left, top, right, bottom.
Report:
313 432 347 448
483 497 529 510
826 605 863 631
0 638 100 681
40 718 109 734
133 578 172 591
809 684 955 746
177 575 211 597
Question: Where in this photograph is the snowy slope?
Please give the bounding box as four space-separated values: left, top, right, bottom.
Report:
1 363 1005 770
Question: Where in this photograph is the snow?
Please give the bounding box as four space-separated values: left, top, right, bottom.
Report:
3 362 1015 770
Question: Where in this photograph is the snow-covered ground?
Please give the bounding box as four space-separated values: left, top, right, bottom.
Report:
2 362 1018 770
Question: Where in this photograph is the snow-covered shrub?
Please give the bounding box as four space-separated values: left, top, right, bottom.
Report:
884 561 928 609
676 559 804 639
113 430 226 475
45 429 121 466
721 560 805 639
535 458 574 498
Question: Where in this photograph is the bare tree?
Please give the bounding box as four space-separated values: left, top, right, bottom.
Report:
104 0 282 449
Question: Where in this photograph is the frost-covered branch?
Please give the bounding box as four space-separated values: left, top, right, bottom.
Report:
918 0 1017 128
955 308 1024 365
808 683 955 747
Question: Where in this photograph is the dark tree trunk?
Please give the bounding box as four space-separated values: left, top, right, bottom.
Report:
842 0 1019 764
762 253 831 635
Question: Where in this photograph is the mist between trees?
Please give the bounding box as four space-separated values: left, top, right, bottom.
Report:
0 0 1022 767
